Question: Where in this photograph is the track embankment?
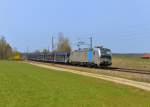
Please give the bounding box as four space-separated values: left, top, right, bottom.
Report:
27 61 150 91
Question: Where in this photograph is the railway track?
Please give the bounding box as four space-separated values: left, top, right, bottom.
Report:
29 60 150 76
59 65 150 75
55 63 150 75
104 67 150 75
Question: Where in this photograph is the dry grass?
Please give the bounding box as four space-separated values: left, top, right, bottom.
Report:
112 55 150 71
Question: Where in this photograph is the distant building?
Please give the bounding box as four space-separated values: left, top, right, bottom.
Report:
141 54 150 59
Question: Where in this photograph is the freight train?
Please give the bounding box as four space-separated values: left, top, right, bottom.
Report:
27 46 112 67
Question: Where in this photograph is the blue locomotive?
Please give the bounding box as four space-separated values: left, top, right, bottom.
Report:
27 46 112 67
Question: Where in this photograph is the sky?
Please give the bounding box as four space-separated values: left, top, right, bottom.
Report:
0 0 150 53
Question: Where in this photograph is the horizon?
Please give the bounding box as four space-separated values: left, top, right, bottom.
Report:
0 0 150 53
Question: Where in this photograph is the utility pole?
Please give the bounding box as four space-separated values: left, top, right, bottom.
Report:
52 36 54 52
26 47 29 60
48 46 49 52
89 37 92 49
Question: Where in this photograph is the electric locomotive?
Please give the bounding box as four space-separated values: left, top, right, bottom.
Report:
69 46 112 67
27 46 112 67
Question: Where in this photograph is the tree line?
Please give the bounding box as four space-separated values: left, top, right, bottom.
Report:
0 33 72 59
0 36 13 59
0 36 19 59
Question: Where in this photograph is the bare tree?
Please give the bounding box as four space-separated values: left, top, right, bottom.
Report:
56 33 71 53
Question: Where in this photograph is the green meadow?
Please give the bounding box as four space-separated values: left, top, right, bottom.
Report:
0 61 150 107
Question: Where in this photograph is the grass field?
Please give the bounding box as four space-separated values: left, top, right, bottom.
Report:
112 55 150 71
0 61 150 107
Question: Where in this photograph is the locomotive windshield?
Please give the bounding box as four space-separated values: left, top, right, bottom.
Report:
100 48 111 56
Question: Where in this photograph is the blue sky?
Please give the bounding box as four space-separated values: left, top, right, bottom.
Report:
0 0 150 53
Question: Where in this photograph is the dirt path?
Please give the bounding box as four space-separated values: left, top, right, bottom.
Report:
27 62 150 91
